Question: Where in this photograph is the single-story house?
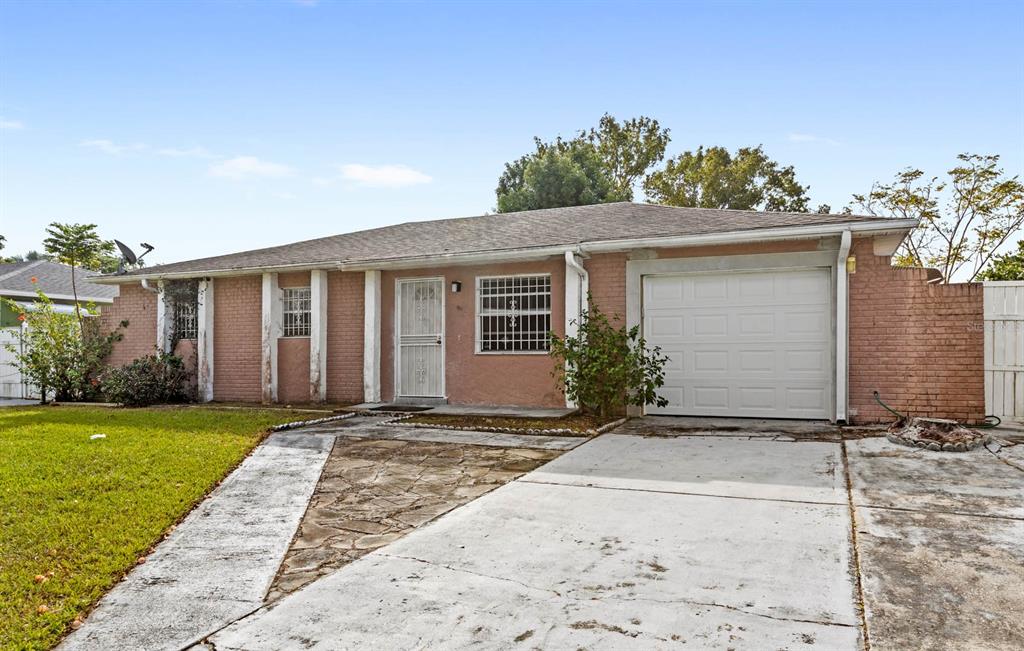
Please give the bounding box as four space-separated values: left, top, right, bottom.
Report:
94 202 985 424
1 260 120 399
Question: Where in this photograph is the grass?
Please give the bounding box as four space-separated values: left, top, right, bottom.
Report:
0 405 310 650
402 412 620 434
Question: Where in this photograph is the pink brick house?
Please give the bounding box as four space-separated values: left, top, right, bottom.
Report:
94 203 985 424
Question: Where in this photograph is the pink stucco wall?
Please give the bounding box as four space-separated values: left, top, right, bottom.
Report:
380 257 566 407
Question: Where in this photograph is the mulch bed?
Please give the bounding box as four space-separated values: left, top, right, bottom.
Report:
401 413 621 436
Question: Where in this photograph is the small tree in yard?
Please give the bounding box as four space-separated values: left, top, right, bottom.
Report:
2 287 124 402
42 222 116 327
979 240 1024 281
549 301 670 419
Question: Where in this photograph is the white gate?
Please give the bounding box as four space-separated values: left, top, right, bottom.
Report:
984 281 1024 420
395 278 445 398
0 326 36 399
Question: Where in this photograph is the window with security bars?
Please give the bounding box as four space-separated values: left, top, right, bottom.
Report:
173 299 198 340
476 275 551 353
282 287 312 337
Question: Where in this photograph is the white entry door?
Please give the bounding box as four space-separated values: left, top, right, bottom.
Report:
643 268 833 419
396 278 445 398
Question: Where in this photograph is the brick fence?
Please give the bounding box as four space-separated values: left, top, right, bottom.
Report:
848 237 985 424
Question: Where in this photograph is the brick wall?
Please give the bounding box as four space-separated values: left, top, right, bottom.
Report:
848 237 985 423
100 282 157 367
584 252 628 325
326 271 364 404
213 276 262 402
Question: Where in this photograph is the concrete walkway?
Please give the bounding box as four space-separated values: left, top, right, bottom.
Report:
205 430 862 649
59 431 335 651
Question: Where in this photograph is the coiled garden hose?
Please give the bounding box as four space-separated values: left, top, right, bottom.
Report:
872 390 1001 428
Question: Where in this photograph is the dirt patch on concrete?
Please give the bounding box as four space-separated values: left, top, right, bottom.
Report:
267 438 560 600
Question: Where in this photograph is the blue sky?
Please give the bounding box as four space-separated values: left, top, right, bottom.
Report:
1 0 1022 265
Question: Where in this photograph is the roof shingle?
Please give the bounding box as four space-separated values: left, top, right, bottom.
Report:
112 202 906 278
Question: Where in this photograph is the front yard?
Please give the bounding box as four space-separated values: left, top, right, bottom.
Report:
0 405 308 650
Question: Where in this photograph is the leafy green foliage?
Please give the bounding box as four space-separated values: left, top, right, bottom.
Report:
0 406 310 649
979 240 1024 281
42 223 117 324
101 352 193 407
549 300 670 418
851 154 1024 282
2 288 124 402
643 145 810 212
496 114 669 211
497 142 628 213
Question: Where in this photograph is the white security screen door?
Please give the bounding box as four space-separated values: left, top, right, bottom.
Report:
643 268 832 419
397 278 445 398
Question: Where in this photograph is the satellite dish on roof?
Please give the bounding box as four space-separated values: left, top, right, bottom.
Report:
114 240 155 274
115 240 137 265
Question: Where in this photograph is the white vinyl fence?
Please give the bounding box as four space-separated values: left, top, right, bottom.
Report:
984 281 1024 420
0 326 35 399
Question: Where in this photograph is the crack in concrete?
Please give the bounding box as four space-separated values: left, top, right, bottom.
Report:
841 440 871 651
379 552 564 597
856 502 1024 522
598 593 859 629
985 444 1024 473
519 478 846 507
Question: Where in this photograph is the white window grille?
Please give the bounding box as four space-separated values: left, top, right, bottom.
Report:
173 299 198 340
282 287 311 337
476 274 551 353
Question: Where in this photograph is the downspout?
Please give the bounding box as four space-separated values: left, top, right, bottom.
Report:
140 278 159 293
564 248 589 315
835 230 852 424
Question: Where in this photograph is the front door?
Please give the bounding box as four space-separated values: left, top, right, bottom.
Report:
396 277 445 398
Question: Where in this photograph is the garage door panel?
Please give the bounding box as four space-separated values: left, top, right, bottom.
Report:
645 268 832 419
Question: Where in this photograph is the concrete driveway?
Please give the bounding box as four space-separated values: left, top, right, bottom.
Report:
67 415 1023 650
207 420 864 650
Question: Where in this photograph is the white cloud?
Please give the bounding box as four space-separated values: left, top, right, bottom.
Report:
311 176 333 187
339 164 432 188
157 146 213 159
0 118 24 130
80 139 147 154
787 132 840 146
209 156 294 180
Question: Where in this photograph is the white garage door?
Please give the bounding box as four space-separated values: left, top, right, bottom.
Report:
643 268 832 419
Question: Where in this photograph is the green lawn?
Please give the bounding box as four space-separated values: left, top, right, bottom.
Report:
0 405 310 650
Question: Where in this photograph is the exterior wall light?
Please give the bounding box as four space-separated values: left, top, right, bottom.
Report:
451 281 462 293
846 255 857 274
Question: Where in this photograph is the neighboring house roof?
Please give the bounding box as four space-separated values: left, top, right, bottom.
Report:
0 260 119 302
101 202 916 281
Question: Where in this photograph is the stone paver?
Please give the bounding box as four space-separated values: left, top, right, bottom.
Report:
208 435 861 650
267 437 560 600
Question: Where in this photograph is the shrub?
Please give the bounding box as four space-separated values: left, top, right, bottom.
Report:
101 352 193 407
549 300 670 418
2 288 124 402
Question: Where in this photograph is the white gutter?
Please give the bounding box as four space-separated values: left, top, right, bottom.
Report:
835 230 852 424
140 278 160 293
91 218 919 284
0 289 114 304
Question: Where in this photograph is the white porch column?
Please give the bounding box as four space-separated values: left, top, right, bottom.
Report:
363 270 382 403
564 251 590 408
155 281 172 353
197 279 215 402
835 230 852 423
261 272 281 404
309 270 328 402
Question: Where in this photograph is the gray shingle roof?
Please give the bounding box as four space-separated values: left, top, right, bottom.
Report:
112 202 907 279
0 260 119 301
